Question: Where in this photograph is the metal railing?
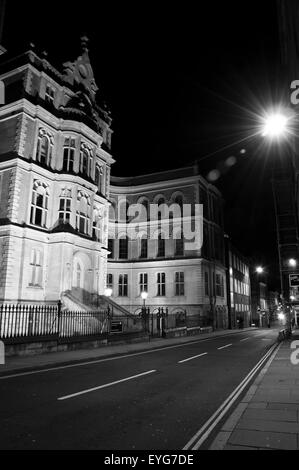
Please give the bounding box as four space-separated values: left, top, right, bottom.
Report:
0 303 109 341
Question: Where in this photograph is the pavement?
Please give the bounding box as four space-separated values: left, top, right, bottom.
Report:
1 326 258 375
210 329 299 450
0 327 280 449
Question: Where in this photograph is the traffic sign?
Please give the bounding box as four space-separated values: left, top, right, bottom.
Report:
289 274 299 287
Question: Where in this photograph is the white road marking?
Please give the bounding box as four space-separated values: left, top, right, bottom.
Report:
57 369 156 401
217 343 232 350
0 331 258 380
178 352 208 364
240 337 250 342
182 343 279 450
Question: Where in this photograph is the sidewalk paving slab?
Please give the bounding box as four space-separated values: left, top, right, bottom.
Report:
210 330 299 450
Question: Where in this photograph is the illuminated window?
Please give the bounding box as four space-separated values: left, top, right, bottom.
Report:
30 181 49 227
63 137 75 172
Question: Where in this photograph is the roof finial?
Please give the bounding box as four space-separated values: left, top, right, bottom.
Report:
80 35 89 53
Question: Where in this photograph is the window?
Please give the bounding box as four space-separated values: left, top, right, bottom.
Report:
107 273 113 290
140 237 148 258
36 129 53 166
79 143 92 177
95 165 103 192
205 271 209 296
157 233 165 257
216 274 224 297
108 239 114 259
118 274 128 296
175 232 184 256
45 85 55 104
119 237 128 259
93 208 102 241
75 262 82 288
63 137 75 172
174 195 183 216
29 249 43 286
141 200 149 221
157 272 166 296
59 197 71 224
30 181 49 227
157 197 165 221
175 271 184 296
139 273 148 294
76 193 90 234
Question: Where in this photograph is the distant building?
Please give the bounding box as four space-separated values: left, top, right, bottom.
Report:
0 40 113 305
107 167 228 329
224 236 251 328
250 275 269 327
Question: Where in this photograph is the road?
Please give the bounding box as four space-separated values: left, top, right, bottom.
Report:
0 328 279 450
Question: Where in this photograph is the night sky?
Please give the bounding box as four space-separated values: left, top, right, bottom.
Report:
2 0 283 288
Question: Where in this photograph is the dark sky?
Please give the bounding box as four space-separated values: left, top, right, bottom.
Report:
2 0 283 288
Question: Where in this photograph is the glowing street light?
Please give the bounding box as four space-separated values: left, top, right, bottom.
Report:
262 113 289 139
256 266 264 274
290 295 295 301
104 287 112 297
288 258 297 267
278 312 285 321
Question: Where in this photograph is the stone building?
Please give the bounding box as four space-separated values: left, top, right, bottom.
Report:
224 235 251 328
0 39 113 305
107 167 228 328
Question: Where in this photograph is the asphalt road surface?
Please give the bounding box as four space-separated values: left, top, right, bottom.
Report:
0 328 279 450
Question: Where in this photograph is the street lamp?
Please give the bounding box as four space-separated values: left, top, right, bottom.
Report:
141 291 148 333
256 266 264 274
288 258 297 268
104 287 113 316
105 287 112 297
261 112 290 139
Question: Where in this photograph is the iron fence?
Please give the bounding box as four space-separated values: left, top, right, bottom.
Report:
0 303 110 341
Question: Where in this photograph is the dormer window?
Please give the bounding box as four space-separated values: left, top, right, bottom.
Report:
45 85 55 105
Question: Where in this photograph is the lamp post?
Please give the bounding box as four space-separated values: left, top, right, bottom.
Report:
105 287 112 316
261 111 294 334
141 291 148 333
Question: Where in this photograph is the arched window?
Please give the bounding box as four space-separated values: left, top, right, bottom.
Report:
175 231 184 256
95 165 103 193
119 236 129 259
36 129 53 166
138 198 149 221
80 143 93 177
157 197 165 222
30 181 49 227
157 232 165 257
76 262 82 288
76 193 90 234
29 248 43 286
63 137 75 172
140 235 148 259
108 238 114 259
93 207 102 241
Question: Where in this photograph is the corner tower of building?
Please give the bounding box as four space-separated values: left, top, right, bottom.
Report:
0 39 114 303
